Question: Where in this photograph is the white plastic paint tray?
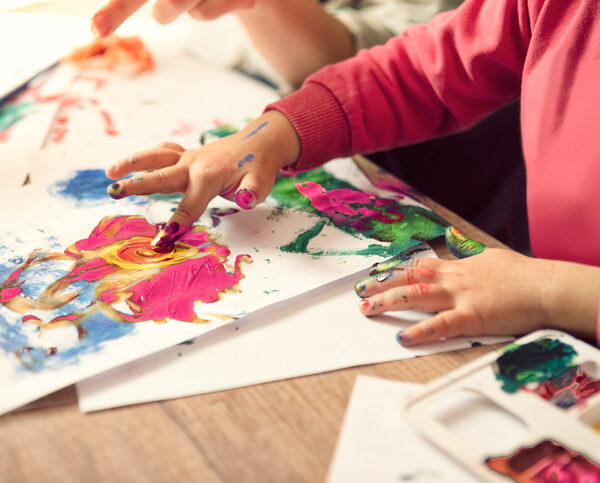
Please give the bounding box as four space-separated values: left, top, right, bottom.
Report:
403 330 600 482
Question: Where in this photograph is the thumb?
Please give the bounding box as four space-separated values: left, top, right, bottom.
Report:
233 170 276 210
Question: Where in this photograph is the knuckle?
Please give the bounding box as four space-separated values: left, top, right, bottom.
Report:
435 313 453 333
409 282 431 298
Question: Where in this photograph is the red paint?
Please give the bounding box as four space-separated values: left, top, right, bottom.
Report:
486 440 600 482
0 267 25 302
99 109 118 136
74 73 108 90
527 365 600 409
295 181 404 231
170 121 195 136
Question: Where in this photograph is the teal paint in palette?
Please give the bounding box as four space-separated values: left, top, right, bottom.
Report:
404 330 600 482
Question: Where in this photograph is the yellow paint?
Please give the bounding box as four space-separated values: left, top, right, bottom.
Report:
100 237 199 269
593 421 600 434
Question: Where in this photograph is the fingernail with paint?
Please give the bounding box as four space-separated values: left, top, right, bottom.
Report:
396 331 411 346
234 188 257 210
107 183 125 199
354 280 367 296
151 221 187 252
360 298 371 311
444 226 485 259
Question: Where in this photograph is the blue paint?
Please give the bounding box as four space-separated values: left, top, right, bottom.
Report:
237 153 255 168
242 121 268 139
50 169 143 206
0 250 136 373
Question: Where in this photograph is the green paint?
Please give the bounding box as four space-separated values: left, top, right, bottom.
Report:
270 168 447 258
494 338 578 393
0 101 35 132
132 177 144 182
281 221 325 253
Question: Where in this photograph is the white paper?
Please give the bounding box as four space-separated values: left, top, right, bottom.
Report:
0 145 36 187
76 245 509 412
326 376 482 483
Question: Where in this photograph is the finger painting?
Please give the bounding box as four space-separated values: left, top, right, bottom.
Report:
0 155 448 414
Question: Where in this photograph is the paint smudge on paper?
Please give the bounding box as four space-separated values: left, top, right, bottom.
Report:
65 35 154 75
526 365 600 409
485 440 600 482
0 215 251 370
171 121 196 136
270 168 447 258
99 109 118 136
210 207 239 227
0 101 36 142
493 338 578 394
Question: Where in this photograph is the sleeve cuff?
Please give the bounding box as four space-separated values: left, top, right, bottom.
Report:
264 82 351 172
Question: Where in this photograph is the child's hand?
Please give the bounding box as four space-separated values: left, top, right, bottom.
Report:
355 248 600 345
92 0 257 37
106 110 299 249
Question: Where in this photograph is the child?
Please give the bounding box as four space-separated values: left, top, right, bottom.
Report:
104 0 600 347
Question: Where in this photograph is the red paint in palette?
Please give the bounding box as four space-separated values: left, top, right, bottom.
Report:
486 440 600 482
527 365 600 409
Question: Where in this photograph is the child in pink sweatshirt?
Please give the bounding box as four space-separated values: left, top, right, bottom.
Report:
107 0 600 346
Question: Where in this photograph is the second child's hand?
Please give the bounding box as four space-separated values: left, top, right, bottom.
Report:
92 0 257 37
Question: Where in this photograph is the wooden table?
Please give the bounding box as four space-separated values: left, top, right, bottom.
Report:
0 5 509 481
0 159 507 483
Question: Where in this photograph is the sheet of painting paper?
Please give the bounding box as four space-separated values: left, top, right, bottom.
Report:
76 249 510 412
1 148 452 415
326 376 480 483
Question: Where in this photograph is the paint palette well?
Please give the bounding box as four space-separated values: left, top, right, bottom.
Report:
404 330 600 482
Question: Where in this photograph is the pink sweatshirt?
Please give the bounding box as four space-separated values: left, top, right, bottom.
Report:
267 0 600 342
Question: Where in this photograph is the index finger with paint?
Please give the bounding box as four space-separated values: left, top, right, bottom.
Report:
106 110 300 250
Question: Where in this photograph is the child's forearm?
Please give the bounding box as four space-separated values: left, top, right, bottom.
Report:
542 260 600 342
236 0 354 88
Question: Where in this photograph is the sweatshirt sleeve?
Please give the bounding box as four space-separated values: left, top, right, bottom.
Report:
266 0 530 171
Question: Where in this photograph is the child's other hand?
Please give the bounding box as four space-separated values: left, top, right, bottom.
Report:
92 0 257 37
355 249 600 345
105 110 299 248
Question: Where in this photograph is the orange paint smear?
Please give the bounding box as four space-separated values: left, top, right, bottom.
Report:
66 35 154 75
